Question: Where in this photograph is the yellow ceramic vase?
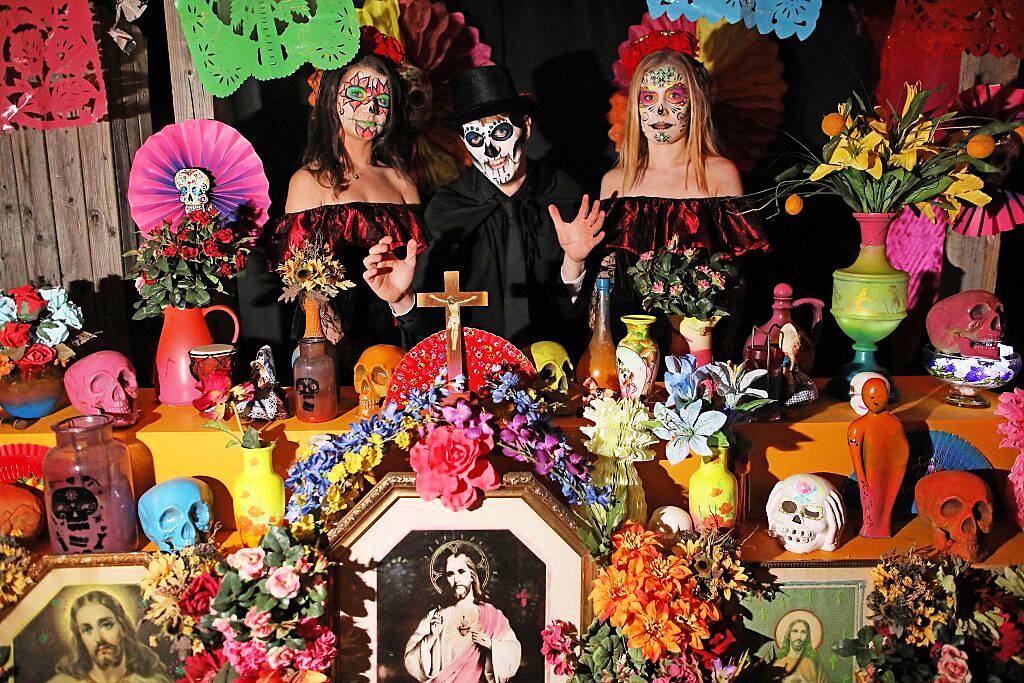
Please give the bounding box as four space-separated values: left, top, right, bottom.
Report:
233 445 285 547
687 446 737 531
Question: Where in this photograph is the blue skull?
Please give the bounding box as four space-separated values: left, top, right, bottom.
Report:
138 478 213 551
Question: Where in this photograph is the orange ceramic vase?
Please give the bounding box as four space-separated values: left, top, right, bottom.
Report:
156 306 239 405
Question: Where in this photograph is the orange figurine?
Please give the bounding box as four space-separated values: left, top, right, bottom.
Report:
847 378 909 538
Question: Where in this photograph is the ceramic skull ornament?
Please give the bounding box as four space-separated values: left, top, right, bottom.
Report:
766 474 845 553
354 344 405 418
849 372 890 415
648 505 693 545
461 115 525 186
926 290 1004 360
64 351 140 427
173 167 211 212
915 470 993 562
138 478 213 551
530 341 574 393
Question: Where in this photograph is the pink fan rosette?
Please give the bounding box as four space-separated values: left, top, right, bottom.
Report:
128 119 271 237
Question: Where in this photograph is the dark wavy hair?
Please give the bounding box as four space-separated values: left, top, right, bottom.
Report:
55 590 164 678
302 54 411 194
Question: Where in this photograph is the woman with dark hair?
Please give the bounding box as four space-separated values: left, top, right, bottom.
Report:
274 39 426 380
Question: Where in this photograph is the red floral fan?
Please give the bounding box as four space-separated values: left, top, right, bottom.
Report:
127 119 271 237
607 13 785 171
0 443 48 484
386 328 536 407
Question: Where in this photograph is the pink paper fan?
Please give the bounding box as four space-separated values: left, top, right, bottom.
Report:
386 328 535 407
958 84 1024 120
128 119 271 236
952 191 1024 237
0 443 48 484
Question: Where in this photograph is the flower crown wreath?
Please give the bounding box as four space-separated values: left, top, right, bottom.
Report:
307 25 406 107
620 29 701 80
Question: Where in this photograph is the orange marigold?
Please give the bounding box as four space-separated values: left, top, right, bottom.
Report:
610 522 662 569
641 554 691 598
590 566 642 628
669 597 716 649
621 600 682 662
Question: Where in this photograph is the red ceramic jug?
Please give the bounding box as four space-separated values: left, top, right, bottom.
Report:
155 306 240 405
747 283 824 372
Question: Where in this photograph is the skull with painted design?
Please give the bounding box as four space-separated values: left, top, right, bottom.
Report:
915 470 993 562
766 474 845 553
138 477 213 551
64 351 140 428
173 167 211 212
529 341 574 394
354 344 405 417
926 290 1005 360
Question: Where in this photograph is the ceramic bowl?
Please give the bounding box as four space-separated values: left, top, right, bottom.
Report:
923 344 1021 408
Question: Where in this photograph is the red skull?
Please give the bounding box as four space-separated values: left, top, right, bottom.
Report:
925 290 1004 360
915 470 993 562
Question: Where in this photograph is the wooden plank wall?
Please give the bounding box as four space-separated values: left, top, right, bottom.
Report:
0 22 152 355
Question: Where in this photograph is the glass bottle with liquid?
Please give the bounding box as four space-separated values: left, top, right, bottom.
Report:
577 276 619 392
293 337 338 422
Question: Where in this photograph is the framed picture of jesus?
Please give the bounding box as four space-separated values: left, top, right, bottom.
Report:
328 471 594 682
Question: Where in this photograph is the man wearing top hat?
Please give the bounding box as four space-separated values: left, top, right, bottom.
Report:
362 64 605 355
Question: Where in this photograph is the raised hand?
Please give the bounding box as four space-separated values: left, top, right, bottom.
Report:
548 194 606 265
363 235 417 305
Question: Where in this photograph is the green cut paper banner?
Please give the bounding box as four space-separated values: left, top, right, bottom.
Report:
174 0 360 98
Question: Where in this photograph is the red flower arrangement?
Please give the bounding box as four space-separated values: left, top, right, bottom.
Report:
620 30 699 79
0 284 90 379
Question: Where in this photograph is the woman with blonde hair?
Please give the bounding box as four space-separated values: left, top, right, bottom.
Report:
598 38 769 348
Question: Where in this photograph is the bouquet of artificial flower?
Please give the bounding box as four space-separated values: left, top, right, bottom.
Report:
628 243 736 321
0 285 91 379
128 206 261 319
277 240 355 304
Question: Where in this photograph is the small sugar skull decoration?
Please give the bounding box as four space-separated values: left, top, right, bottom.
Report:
648 505 693 546
64 351 140 428
354 344 405 418
926 290 1004 360
138 477 214 551
767 474 845 553
849 372 889 415
173 167 212 213
915 470 993 562
529 341 574 394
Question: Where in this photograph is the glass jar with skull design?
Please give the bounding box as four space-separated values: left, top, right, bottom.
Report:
293 337 338 422
43 415 137 554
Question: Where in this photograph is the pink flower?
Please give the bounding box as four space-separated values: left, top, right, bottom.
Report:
293 629 337 672
211 616 236 638
266 566 301 600
541 620 577 677
243 609 274 639
651 282 665 294
935 644 971 682
222 635 268 676
640 251 654 261
226 547 266 580
295 555 312 574
669 284 683 296
409 425 498 511
266 645 295 670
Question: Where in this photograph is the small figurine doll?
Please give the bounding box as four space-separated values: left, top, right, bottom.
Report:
237 346 287 420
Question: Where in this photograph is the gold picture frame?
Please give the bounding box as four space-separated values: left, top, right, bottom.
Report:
328 471 595 682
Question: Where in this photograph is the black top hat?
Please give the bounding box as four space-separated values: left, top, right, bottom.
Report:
447 65 534 126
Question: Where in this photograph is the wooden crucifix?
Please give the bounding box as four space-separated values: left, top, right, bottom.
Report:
416 271 488 382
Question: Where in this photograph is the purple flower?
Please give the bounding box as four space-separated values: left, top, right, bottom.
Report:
964 366 988 383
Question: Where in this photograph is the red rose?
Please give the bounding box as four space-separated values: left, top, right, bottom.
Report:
177 229 191 243
16 343 56 369
178 572 221 621
216 228 233 243
181 647 226 683
162 244 178 257
180 246 200 260
7 285 46 320
0 322 31 349
188 210 212 226
409 425 498 511
235 252 248 271
203 240 222 258
142 272 158 285
218 263 235 277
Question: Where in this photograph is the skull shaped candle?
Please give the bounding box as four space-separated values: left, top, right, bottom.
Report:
767 474 845 553
138 477 213 551
915 470 993 562
43 415 137 554
354 345 404 418
173 167 212 213
64 351 140 428
926 290 1004 359
529 341 574 394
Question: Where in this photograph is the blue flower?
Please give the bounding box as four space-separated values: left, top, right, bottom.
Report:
0 296 15 325
34 320 69 347
39 287 83 329
964 366 987 383
664 355 702 408
490 371 520 403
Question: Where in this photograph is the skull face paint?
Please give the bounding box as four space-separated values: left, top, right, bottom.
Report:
339 68 390 141
639 65 690 145
462 115 524 186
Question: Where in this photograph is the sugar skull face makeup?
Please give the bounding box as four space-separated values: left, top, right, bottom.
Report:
461 115 525 186
338 67 391 141
638 65 690 145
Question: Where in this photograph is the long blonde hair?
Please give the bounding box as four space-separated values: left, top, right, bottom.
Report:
618 49 721 194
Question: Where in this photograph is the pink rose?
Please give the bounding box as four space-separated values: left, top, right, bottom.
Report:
640 251 654 261
222 635 268 676
243 608 274 639
226 547 266 580
266 566 301 600
266 646 295 670
936 645 971 682
211 616 236 638
294 629 337 672
409 425 498 512
651 282 665 294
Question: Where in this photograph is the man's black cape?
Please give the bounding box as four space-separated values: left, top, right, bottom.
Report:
397 162 595 356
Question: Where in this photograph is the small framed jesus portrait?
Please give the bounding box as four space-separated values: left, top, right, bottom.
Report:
739 562 874 683
0 553 177 683
329 472 593 682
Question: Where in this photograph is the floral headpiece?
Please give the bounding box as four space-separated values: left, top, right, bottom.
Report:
308 26 406 106
620 30 700 81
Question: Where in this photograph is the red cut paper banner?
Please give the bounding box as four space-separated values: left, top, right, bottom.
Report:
0 0 108 131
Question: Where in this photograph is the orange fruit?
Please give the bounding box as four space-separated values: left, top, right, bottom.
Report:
784 194 804 215
821 113 845 137
967 134 996 159
1014 124 1024 142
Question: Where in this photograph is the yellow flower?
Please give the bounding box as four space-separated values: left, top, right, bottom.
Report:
290 514 317 541
328 462 349 483
890 120 937 171
901 81 921 116
395 430 412 450
809 129 887 181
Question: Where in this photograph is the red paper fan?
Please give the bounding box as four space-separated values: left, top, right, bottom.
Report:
0 443 48 484
128 119 271 237
386 328 536 407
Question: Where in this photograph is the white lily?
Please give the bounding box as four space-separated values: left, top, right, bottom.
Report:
705 362 768 410
652 401 727 465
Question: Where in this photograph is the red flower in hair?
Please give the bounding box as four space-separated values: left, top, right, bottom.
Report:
621 30 699 79
360 25 405 65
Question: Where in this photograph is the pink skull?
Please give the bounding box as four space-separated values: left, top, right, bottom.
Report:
925 290 1004 360
64 351 139 427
